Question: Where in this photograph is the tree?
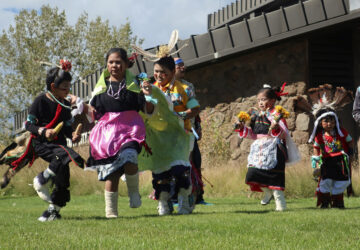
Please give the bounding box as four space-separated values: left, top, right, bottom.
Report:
0 5 143 144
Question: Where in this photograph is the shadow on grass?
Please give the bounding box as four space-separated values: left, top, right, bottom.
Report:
65 213 160 221
233 210 271 214
287 205 360 211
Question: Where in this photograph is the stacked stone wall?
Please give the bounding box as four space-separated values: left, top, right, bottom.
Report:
198 82 315 166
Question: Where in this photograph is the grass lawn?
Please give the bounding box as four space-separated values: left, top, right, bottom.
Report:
0 195 360 249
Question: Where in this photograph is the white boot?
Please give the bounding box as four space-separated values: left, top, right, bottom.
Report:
33 173 52 203
38 204 61 222
157 192 171 216
260 187 273 205
125 173 141 208
105 191 118 218
178 186 193 215
273 190 286 211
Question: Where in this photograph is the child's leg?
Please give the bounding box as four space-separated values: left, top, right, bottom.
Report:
171 165 193 215
104 190 118 218
331 180 350 208
33 168 55 202
104 169 122 218
33 149 64 202
152 170 172 216
261 187 273 205
51 163 70 207
38 204 62 222
273 190 286 211
318 179 332 208
124 162 141 208
37 164 70 222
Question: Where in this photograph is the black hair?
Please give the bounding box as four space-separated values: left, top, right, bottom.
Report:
315 107 336 120
46 67 72 91
154 56 175 71
258 85 282 101
315 107 337 134
105 48 133 68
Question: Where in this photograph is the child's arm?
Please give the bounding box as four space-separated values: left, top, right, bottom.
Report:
269 118 287 140
311 137 322 168
25 97 56 140
236 124 257 140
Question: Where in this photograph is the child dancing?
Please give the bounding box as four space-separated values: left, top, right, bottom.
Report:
309 107 353 208
25 61 84 221
236 84 299 211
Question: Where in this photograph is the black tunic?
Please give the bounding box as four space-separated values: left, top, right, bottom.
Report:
90 80 146 117
25 93 72 146
25 93 84 170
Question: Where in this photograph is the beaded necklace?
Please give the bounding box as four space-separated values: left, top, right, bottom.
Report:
107 78 126 100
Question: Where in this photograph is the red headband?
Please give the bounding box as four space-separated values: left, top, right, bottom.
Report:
275 82 288 97
60 59 72 72
128 52 138 62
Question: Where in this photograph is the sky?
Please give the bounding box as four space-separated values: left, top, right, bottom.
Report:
0 0 359 49
0 0 236 49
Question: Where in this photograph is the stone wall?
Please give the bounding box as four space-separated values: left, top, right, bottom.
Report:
184 35 358 165
185 38 308 107
198 81 313 166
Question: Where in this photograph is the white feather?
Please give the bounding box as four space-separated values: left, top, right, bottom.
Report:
131 45 158 59
167 30 179 52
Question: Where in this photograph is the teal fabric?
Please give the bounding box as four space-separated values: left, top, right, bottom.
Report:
144 95 158 105
186 98 200 109
27 114 37 123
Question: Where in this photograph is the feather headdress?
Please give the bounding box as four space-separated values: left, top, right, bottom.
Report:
131 30 187 61
293 84 353 116
297 84 354 142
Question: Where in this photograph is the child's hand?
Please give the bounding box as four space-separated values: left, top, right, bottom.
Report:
72 133 81 143
234 121 244 130
312 168 321 178
45 129 57 140
67 94 78 106
269 121 279 131
142 81 152 96
232 117 244 130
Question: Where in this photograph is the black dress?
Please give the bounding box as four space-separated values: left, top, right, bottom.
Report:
244 115 287 191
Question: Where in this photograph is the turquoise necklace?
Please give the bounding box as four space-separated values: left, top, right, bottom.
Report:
47 91 72 110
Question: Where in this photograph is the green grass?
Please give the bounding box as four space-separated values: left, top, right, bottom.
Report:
1 195 360 249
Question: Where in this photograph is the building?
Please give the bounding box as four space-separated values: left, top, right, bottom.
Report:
13 0 360 154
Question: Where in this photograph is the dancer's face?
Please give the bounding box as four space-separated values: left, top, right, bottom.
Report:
321 116 336 133
175 62 185 80
154 63 174 86
107 52 127 81
257 92 275 111
52 81 71 100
